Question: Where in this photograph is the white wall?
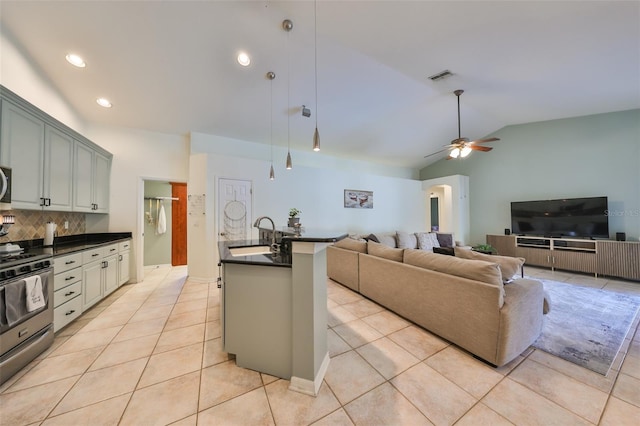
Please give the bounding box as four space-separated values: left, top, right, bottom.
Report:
0 28 85 133
189 132 427 279
85 124 189 282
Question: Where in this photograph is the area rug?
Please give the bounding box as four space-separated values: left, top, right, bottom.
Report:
532 279 640 375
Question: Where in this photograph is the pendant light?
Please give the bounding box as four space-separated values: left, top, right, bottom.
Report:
312 0 320 152
283 19 293 170
267 71 276 180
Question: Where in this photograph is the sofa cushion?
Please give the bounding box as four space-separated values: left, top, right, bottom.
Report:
404 249 505 304
436 233 454 248
396 231 418 249
371 233 397 248
415 232 440 251
334 237 368 253
455 248 525 282
368 241 404 262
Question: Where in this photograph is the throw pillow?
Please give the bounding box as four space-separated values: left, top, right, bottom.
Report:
372 233 397 248
433 246 455 256
396 231 418 249
454 248 525 282
365 234 380 243
334 237 368 253
436 233 454 248
415 232 441 251
367 241 404 262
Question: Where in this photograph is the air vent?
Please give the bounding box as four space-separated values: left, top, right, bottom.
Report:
428 70 453 81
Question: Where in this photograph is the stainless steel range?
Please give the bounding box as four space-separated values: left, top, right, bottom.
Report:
0 248 54 385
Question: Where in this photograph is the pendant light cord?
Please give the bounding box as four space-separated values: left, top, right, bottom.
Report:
287 27 291 155
314 0 318 129
270 77 274 164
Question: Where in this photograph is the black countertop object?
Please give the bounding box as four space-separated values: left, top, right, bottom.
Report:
219 231 347 267
11 232 132 258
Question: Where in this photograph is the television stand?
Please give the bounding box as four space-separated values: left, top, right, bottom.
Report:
487 234 640 281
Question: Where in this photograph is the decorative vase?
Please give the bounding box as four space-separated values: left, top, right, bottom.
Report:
288 217 299 228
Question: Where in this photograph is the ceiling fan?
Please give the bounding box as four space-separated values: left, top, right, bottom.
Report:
425 89 500 160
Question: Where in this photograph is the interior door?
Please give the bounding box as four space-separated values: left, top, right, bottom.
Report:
171 182 187 265
218 178 252 241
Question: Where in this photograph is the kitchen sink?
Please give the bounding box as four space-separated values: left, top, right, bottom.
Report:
228 245 273 257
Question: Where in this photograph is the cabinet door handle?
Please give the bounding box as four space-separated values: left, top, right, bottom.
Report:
119 255 123 261
92 253 100 257
46 198 51 206
65 276 75 281
64 291 75 296
110 248 116 252
40 197 46 206
65 310 76 316
65 260 76 265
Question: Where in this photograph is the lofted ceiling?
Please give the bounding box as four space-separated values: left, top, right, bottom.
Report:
1 1 638 170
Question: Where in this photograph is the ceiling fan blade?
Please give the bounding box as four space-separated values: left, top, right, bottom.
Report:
472 137 500 144
424 147 451 158
469 145 493 152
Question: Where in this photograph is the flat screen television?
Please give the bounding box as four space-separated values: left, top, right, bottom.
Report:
511 196 609 239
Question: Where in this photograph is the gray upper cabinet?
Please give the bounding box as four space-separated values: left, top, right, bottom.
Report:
1 85 111 213
73 141 111 213
0 100 47 209
43 126 74 211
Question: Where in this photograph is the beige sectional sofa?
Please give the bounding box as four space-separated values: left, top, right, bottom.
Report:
327 235 546 367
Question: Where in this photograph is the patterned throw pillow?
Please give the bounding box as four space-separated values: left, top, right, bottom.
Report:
415 232 441 251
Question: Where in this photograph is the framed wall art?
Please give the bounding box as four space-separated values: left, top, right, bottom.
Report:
344 190 373 209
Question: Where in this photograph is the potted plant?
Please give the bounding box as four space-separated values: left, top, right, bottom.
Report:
472 244 497 255
288 208 301 227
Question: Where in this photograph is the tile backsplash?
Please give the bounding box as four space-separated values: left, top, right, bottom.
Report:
0 210 86 242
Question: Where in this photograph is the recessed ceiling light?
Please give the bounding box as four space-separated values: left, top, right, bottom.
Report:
96 98 112 108
65 53 86 68
237 52 251 66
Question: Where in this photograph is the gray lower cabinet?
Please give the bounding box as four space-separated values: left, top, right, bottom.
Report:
222 263 293 379
82 258 104 311
118 240 131 285
53 252 83 332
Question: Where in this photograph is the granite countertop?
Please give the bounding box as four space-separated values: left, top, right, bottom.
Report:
218 239 292 268
15 232 132 257
219 231 347 267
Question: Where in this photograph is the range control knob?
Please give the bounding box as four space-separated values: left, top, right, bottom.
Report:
20 265 32 273
6 269 16 278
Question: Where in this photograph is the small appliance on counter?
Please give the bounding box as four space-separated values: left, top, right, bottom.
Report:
43 222 57 247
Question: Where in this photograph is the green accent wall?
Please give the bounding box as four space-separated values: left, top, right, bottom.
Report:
420 109 640 244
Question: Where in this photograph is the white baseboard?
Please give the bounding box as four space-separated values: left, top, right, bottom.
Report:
288 352 330 396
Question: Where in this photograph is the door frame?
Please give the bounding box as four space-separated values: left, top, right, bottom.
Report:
137 176 187 283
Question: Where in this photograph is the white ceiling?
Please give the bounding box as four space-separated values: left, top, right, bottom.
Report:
1 1 639 170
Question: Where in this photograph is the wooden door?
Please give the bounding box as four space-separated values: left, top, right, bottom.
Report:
171 182 187 266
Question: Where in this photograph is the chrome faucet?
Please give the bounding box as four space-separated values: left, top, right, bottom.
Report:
253 216 277 251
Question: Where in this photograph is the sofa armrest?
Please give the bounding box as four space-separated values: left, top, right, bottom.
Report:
495 278 545 366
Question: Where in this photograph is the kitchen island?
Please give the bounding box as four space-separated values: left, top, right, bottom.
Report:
218 230 346 396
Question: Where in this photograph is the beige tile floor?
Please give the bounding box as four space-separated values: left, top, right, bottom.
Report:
2 265 640 425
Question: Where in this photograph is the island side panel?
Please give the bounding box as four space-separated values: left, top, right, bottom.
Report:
223 262 293 379
291 242 329 391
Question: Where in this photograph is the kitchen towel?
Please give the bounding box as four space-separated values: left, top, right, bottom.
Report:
157 203 167 235
25 275 45 312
